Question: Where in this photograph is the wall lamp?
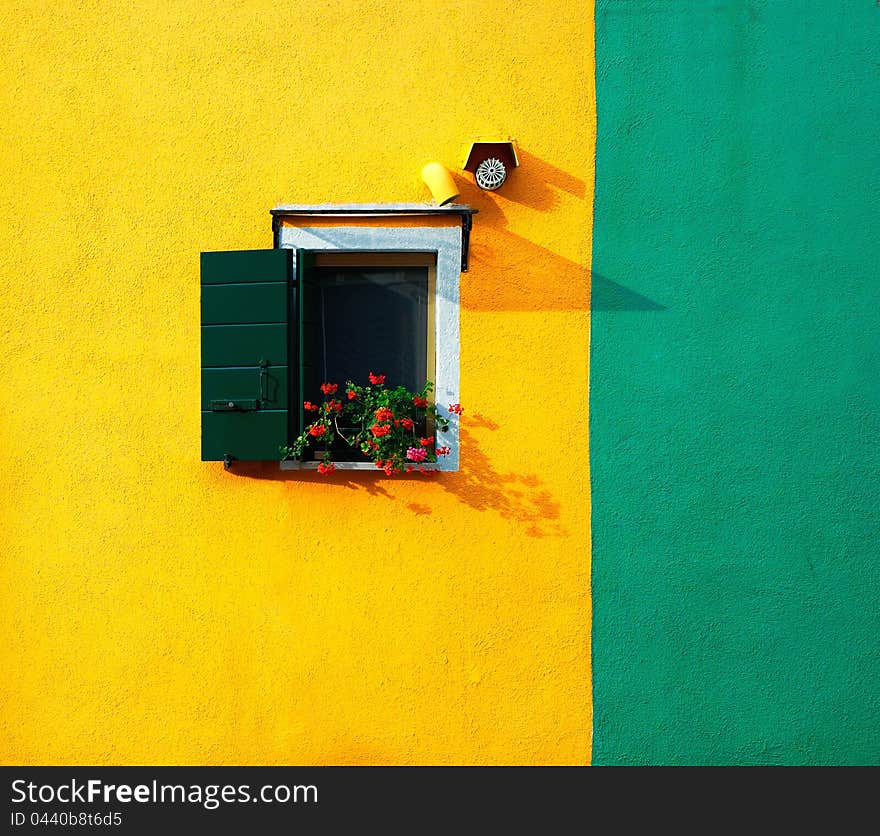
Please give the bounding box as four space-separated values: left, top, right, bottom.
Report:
421 140 520 204
463 140 519 191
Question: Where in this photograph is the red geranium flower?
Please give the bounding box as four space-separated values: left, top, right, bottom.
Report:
289 376 454 472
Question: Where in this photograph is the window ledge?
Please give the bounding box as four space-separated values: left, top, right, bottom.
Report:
279 460 441 472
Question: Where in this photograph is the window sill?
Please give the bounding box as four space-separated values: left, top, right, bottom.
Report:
279 460 442 471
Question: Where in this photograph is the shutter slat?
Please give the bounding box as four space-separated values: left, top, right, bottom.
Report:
202 412 289 461
200 249 290 284
201 283 288 325
201 324 287 367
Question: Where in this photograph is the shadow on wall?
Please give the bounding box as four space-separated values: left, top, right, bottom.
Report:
501 149 588 209
451 155 664 312
228 416 566 538
590 271 665 311
220 149 660 526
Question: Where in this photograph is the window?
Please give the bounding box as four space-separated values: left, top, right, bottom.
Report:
307 253 434 396
297 252 437 465
200 213 464 471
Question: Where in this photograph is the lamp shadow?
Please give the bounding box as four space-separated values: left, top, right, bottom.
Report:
226 415 566 538
496 148 588 211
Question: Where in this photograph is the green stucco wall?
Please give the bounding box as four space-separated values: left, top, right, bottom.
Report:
590 1 880 764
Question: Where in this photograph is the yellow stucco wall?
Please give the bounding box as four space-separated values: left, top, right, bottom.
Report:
0 1 594 765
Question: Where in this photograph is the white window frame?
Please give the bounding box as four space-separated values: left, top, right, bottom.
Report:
277 224 461 472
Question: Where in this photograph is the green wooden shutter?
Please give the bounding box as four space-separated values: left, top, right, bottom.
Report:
200 249 292 463
296 249 320 435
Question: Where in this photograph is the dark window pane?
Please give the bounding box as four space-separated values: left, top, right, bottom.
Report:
313 266 429 392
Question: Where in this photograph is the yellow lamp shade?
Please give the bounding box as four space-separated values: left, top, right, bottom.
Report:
421 162 460 206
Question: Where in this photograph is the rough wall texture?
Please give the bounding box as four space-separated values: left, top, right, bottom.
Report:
591 1 880 764
0 1 594 764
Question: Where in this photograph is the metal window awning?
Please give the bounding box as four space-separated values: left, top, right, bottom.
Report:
270 203 478 271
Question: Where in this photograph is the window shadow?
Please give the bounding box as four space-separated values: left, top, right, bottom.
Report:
445 157 663 312
225 419 566 538
463 232 665 312
590 271 666 311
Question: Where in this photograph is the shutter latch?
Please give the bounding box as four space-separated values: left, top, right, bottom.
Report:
211 399 259 412
211 359 270 413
